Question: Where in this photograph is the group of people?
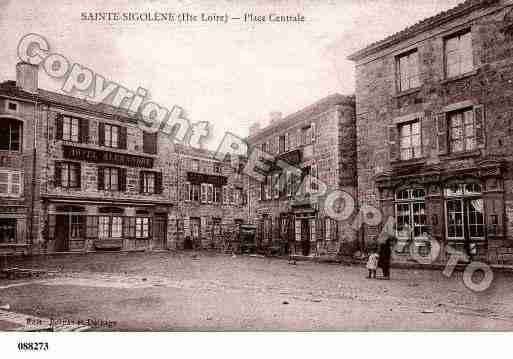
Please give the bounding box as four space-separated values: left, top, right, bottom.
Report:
366 237 392 280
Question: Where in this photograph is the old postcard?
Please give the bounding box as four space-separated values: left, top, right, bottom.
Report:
1 0 513 357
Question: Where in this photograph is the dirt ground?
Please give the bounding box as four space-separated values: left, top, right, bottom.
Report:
1 251 513 331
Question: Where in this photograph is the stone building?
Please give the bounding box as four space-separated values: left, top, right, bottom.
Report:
348 0 513 264
246 94 357 257
168 144 248 250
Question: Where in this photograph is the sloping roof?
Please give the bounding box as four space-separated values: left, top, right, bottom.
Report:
0 80 138 123
247 93 355 143
347 0 498 62
174 143 218 159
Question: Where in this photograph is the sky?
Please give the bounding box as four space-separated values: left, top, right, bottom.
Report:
0 0 463 149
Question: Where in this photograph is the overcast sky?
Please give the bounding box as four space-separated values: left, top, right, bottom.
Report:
0 0 462 148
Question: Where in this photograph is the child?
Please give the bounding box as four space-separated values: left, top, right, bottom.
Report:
366 250 379 279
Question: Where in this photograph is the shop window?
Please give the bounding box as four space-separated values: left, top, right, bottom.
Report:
445 182 484 242
397 49 420 92
395 188 427 241
445 30 473 78
0 119 22 151
98 216 123 239
0 218 16 243
399 121 421 160
0 170 22 197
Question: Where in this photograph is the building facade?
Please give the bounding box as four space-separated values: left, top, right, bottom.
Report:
246 94 357 257
348 0 513 264
0 62 247 254
168 144 248 250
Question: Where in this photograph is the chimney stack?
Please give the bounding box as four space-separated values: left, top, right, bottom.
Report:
269 111 282 124
16 62 38 94
249 122 261 136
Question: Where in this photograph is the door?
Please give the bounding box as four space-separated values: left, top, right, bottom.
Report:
54 215 69 251
300 219 310 256
191 217 201 247
153 214 167 250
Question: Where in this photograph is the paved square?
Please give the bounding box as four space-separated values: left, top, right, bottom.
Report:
1 252 513 330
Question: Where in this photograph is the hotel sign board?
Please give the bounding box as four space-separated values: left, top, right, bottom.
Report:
63 145 154 168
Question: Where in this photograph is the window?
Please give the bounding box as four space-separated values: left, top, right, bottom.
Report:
397 50 420 91
395 188 428 241
0 119 22 151
183 182 191 201
104 124 119 148
399 121 421 160
191 159 200 172
214 185 222 203
190 183 200 201
301 126 311 146
6 101 18 113
62 116 79 142
263 216 272 242
136 217 150 238
445 30 473 78
207 183 214 203
261 142 267 153
98 216 122 239
449 109 475 153
279 135 286 153
102 167 119 191
0 218 16 243
0 171 22 197
141 172 155 193
58 162 81 189
70 215 84 239
445 182 485 241
213 163 221 174
143 131 158 154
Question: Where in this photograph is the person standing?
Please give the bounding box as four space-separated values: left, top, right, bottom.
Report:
366 250 379 279
378 237 392 280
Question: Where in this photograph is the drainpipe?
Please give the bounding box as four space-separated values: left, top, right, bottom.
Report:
28 99 38 254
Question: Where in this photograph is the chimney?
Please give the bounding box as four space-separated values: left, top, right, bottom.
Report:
16 62 38 94
249 122 261 136
269 111 282 124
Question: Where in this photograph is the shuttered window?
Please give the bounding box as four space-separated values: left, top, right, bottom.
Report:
143 131 158 154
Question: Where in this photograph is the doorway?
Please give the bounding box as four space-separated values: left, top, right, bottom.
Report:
300 219 311 256
153 214 167 250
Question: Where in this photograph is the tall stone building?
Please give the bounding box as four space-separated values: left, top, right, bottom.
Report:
0 62 247 254
169 144 247 250
246 94 357 257
348 0 513 264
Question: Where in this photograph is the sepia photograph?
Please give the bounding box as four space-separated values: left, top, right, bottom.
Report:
1 0 513 356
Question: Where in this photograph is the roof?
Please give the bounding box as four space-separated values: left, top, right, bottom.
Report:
174 143 217 159
0 80 138 123
347 0 499 62
247 93 355 143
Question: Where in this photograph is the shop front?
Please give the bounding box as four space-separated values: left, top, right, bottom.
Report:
376 160 506 264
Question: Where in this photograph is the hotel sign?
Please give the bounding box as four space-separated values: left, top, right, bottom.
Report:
63 145 154 168
187 172 227 186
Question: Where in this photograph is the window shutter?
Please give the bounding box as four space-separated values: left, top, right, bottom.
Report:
143 131 158 154
474 105 485 149
311 122 316 143
119 126 127 149
155 172 163 194
54 162 62 187
119 168 127 192
80 118 89 143
97 167 105 190
201 183 207 203
436 112 448 154
55 114 63 140
139 172 144 193
98 122 105 146
76 164 81 189
388 125 399 162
